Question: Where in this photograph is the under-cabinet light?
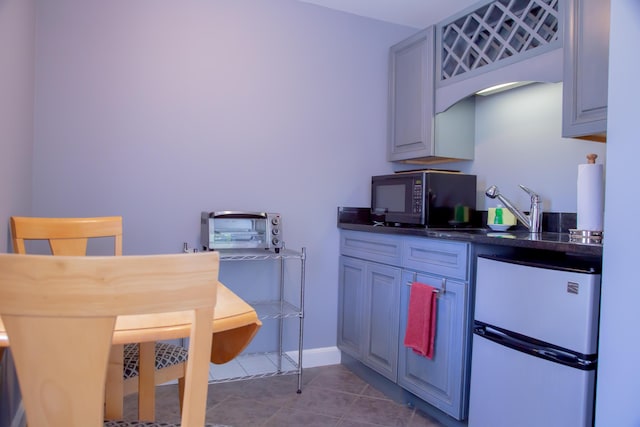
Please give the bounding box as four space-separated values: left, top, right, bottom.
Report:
475 81 532 96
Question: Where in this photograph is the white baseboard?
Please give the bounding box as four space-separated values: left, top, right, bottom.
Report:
204 346 342 382
170 346 343 385
286 346 341 368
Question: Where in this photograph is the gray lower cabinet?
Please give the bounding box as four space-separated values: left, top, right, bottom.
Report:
562 0 611 141
398 236 470 421
398 271 468 420
362 261 401 381
338 255 401 382
337 255 366 360
338 231 403 382
338 230 471 420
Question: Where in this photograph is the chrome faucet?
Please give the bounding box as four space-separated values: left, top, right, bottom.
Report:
485 185 543 234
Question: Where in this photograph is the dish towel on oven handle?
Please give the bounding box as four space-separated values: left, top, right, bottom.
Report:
403 282 437 359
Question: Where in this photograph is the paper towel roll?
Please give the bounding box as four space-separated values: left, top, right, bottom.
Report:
577 163 604 231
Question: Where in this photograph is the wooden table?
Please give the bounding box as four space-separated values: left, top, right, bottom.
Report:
0 281 261 421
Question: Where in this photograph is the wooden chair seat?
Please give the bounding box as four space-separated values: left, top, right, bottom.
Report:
122 343 188 380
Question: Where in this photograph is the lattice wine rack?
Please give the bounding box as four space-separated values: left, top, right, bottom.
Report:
440 0 560 82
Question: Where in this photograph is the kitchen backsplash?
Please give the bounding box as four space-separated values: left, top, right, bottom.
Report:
337 207 577 233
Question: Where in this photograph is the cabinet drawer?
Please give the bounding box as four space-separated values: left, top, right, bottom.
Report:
402 237 469 280
340 230 402 266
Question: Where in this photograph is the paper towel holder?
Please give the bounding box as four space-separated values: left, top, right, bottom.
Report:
574 152 604 243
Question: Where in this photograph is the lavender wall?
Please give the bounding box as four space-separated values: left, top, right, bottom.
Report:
595 0 640 424
32 0 415 352
0 1 34 424
0 0 35 251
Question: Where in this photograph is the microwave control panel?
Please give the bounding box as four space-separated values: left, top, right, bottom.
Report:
412 180 423 214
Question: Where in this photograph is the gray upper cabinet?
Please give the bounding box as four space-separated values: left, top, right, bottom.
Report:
562 0 610 142
434 0 563 113
388 28 436 163
388 28 475 165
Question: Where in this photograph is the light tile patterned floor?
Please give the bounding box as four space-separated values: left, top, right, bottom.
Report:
209 353 298 381
122 364 446 427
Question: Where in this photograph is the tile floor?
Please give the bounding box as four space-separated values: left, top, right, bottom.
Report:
122 364 446 427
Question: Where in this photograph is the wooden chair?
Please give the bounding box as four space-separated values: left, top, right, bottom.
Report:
9 216 188 420
0 251 219 427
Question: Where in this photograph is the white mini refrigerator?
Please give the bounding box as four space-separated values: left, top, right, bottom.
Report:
468 255 601 427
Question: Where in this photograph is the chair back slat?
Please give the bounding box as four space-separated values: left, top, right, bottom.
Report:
10 216 123 256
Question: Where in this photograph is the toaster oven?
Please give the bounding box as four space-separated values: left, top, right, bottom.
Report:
200 211 283 252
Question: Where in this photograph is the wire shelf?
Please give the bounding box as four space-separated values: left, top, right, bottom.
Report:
212 247 306 392
250 300 302 320
218 248 305 261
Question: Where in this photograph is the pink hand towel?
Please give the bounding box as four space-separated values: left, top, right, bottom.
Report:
403 282 437 359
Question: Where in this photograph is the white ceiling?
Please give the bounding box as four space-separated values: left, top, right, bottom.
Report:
297 0 478 29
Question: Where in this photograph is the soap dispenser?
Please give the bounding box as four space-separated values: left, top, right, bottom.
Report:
494 205 503 224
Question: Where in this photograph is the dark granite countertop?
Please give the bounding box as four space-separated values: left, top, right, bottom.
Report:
338 207 603 258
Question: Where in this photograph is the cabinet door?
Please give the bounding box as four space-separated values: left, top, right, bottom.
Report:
398 271 469 420
388 28 435 162
362 263 401 382
337 256 365 359
562 0 610 141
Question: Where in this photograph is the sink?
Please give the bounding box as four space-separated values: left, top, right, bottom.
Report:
427 228 494 238
455 228 493 234
430 228 491 235
428 228 530 240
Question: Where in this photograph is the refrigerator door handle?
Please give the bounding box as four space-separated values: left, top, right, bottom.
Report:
473 322 597 371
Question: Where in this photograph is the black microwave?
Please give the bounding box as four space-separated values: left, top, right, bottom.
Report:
371 171 477 227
